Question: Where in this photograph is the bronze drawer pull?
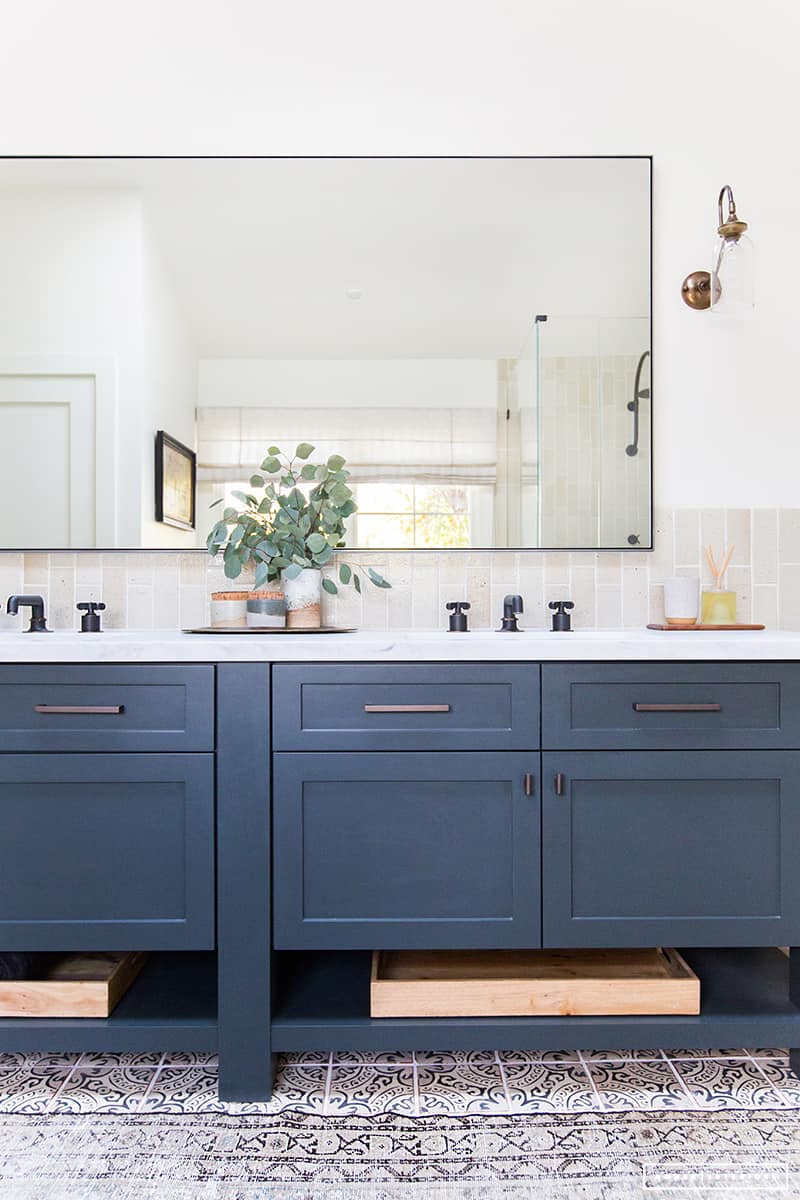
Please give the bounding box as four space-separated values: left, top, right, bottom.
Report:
363 704 451 714
633 703 722 713
555 772 565 796
524 772 534 797
34 704 125 715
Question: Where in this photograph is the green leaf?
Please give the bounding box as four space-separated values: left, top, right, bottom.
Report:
231 491 257 507
306 532 327 554
339 563 352 585
224 557 242 580
283 563 303 580
312 544 332 566
322 577 338 595
340 499 357 518
353 572 361 594
295 442 315 460
261 456 281 473
367 567 392 589
254 562 269 588
314 464 328 480
300 463 317 480
249 474 265 489
327 453 346 471
267 445 281 456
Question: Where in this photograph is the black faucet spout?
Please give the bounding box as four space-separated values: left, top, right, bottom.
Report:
498 593 524 633
6 595 50 633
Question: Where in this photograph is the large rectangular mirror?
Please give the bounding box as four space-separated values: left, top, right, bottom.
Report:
0 157 651 551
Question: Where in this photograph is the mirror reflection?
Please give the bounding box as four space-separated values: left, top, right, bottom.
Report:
0 157 651 551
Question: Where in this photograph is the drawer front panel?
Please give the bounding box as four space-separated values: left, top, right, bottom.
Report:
542 750 800 946
542 663 800 749
0 754 215 950
273 752 540 948
273 664 540 750
0 666 214 751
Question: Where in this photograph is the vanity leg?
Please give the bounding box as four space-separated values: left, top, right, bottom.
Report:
216 664 274 1101
789 948 800 1080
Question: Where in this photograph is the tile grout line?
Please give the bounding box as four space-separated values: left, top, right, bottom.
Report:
321 1053 334 1116
575 1049 607 1112
747 1054 795 1107
45 1055 84 1112
494 1052 514 1114
662 1056 700 1110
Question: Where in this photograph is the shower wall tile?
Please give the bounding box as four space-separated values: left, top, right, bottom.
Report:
7 507 800 633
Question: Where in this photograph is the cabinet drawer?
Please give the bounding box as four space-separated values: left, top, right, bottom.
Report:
542 750 800 947
542 663 800 749
273 664 539 751
273 752 541 949
0 754 215 950
0 666 214 752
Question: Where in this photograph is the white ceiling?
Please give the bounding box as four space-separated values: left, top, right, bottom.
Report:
0 157 650 358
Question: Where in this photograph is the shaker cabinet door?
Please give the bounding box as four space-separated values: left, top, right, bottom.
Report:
0 754 215 950
542 751 800 947
273 752 540 949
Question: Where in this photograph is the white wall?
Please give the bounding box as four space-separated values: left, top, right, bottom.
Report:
1 0 797 509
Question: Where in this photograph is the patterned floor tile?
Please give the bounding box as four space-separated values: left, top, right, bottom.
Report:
0 1066 68 1113
587 1059 695 1111
582 1048 664 1064
665 1047 746 1059
501 1061 599 1113
414 1050 497 1069
326 1064 416 1115
331 1050 412 1065
749 1059 800 1106
77 1052 163 1069
749 1048 790 1059
138 1066 228 1113
266 1064 329 1114
159 1051 218 1067
416 1061 508 1115
52 1067 157 1113
672 1057 787 1110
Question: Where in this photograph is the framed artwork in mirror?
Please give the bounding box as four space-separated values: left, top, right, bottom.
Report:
155 431 196 531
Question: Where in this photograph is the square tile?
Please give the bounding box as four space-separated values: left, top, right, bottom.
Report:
581 1049 664 1064
587 1060 695 1111
672 1058 784 1110
501 1061 599 1113
265 1064 329 1114
139 1065 228 1113
52 1066 155 1113
332 1050 411 1065
159 1051 218 1067
326 1064 415 1116
666 1048 745 1059
749 1059 800 1107
414 1050 495 1068
0 1066 68 1113
417 1062 507 1115
77 1051 163 1069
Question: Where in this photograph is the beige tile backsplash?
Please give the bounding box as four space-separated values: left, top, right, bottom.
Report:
0 508 798 632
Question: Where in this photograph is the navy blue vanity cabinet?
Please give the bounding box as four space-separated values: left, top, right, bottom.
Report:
0 753 215 950
273 751 540 949
542 750 800 947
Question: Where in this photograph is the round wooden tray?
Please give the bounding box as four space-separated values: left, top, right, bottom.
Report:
183 626 356 634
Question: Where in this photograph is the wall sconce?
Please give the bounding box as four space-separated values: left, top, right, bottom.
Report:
681 185 754 313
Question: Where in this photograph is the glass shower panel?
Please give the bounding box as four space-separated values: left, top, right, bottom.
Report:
535 316 651 550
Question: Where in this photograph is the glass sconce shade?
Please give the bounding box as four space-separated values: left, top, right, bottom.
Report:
710 229 755 314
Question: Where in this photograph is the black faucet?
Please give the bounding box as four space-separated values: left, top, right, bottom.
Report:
6 595 50 633
498 594 523 632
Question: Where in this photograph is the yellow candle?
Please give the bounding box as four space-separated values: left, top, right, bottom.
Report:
701 589 737 625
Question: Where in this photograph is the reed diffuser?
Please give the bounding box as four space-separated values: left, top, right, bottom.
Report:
702 544 736 625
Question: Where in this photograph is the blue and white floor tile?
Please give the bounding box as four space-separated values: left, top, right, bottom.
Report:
0 1048 797 1116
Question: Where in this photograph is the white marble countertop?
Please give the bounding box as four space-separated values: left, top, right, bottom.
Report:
0 628 799 662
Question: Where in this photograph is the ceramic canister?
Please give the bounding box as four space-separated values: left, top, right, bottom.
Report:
246 590 287 628
210 591 249 628
663 576 699 627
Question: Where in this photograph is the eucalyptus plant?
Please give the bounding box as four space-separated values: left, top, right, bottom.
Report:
206 442 390 595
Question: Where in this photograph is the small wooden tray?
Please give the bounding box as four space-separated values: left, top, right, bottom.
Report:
0 952 148 1017
647 623 765 631
370 948 699 1017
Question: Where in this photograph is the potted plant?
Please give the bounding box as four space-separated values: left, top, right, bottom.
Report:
206 442 390 627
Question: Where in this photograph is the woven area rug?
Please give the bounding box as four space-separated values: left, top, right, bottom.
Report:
1 1108 800 1200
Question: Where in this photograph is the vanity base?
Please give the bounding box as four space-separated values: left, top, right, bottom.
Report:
272 947 800 1060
